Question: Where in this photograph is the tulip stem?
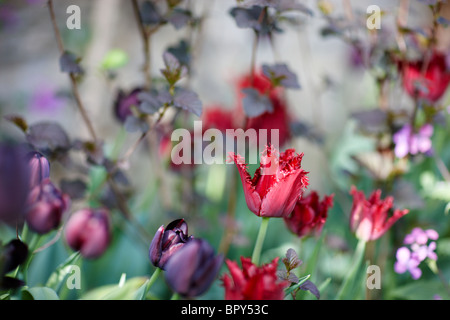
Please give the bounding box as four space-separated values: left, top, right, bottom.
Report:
140 267 162 300
251 217 270 265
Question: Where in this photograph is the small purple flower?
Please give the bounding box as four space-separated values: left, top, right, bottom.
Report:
404 227 438 245
393 123 433 158
394 247 422 280
29 85 66 114
411 242 438 261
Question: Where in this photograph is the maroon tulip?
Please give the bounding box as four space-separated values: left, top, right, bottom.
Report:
64 208 111 259
26 151 50 188
400 50 450 103
113 88 143 123
164 238 223 297
149 219 193 270
25 178 70 234
0 143 30 226
284 191 334 238
349 186 409 242
230 145 309 218
222 257 289 300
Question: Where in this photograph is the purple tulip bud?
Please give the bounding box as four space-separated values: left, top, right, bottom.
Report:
0 143 30 226
25 179 70 234
27 151 50 188
149 219 193 269
164 239 223 297
64 208 111 259
114 88 143 123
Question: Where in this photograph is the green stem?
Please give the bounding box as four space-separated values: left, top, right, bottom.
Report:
336 238 367 300
251 217 270 265
170 292 180 300
141 268 162 300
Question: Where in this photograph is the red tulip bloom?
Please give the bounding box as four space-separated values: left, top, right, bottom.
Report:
235 72 292 147
349 186 409 242
201 105 236 133
284 191 334 238
222 257 289 300
230 145 309 218
401 50 450 102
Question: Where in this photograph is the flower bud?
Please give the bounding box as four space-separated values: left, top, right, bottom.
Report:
0 143 30 226
164 238 223 297
26 151 50 188
149 218 193 269
64 208 111 259
25 178 70 234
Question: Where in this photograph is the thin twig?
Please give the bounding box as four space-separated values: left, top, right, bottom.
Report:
47 0 98 142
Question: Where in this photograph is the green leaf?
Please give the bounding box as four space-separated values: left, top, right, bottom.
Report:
101 49 129 70
389 279 450 300
336 239 366 300
80 276 148 300
22 287 60 300
45 252 81 292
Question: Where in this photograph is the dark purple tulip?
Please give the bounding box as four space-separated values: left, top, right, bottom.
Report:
114 88 143 123
64 208 111 259
27 151 50 188
164 239 224 297
0 239 28 290
149 219 192 270
0 143 30 226
25 178 70 234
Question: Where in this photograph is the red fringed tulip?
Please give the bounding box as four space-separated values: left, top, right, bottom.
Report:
64 208 111 259
230 145 309 218
401 50 450 102
149 218 193 270
25 178 70 234
349 186 409 242
164 239 223 298
284 191 334 238
222 257 289 300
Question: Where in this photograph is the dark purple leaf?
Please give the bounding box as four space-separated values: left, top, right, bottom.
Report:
290 120 324 144
262 63 300 89
239 0 313 15
282 248 302 272
26 121 71 152
167 39 191 69
60 179 87 200
299 279 320 299
124 115 149 133
241 88 273 117
173 89 202 117
59 51 83 75
230 6 262 30
161 51 188 85
168 8 191 30
138 91 162 114
141 1 164 25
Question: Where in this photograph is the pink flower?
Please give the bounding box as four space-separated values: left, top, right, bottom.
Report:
394 247 422 280
349 186 409 241
393 123 433 158
230 145 309 218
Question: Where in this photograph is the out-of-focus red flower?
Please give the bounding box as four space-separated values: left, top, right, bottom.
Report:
222 257 289 300
64 208 111 259
349 186 409 242
25 178 70 234
284 191 334 238
230 145 309 218
235 72 292 147
400 50 450 103
202 105 236 133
